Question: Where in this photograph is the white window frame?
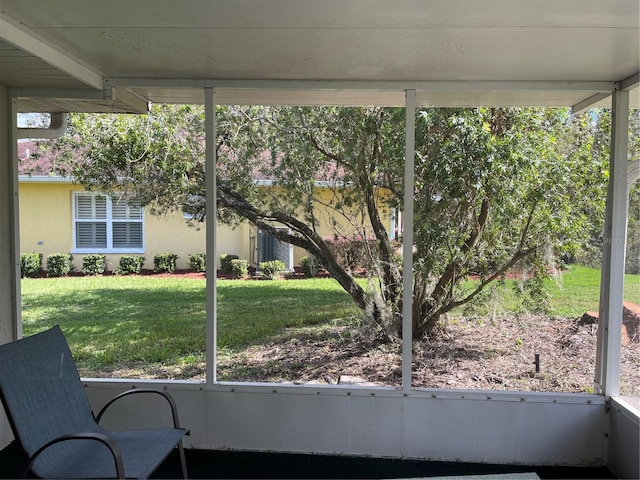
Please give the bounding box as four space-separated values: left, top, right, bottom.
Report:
71 192 145 254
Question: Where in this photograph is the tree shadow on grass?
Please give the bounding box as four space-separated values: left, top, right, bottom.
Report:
21 279 358 380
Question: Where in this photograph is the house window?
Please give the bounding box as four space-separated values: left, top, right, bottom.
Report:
73 192 144 252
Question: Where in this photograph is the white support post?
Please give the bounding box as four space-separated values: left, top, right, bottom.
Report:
0 85 22 448
402 90 416 392
0 86 21 343
595 88 629 397
205 88 217 384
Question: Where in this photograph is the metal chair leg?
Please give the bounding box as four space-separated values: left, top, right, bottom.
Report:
178 440 188 479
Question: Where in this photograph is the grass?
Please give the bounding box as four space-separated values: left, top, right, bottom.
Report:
20 266 639 378
21 276 359 375
546 265 639 316
216 278 359 350
454 265 640 319
21 276 207 371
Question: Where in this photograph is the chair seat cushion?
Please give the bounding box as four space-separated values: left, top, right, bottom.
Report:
30 428 187 479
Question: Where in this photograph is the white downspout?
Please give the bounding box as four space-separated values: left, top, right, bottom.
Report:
17 112 68 139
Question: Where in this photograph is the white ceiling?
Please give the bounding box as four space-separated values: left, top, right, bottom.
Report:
1 0 638 112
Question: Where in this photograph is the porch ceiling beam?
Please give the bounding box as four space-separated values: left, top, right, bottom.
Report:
564 73 637 114
11 86 150 114
620 72 640 91
571 93 611 115
10 88 107 101
107 78 615 93
0 14 104 91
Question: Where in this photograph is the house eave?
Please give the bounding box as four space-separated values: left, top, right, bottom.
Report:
18 175 73 184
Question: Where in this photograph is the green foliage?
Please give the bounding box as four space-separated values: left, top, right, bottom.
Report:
219 254 239 275
43 105 207 215
39 104 632 339
230 258 249 279
46 253 73 278
188 253 206 273
259 260 285 279
626 183 640 274
568 109 640 275
20 253 43 278
573 181 640 274
116 255 145 275
300 256 320 277
82 254 107 276
153 253 178 273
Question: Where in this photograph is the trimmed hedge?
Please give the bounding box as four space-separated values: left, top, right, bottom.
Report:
219 254 239 275
47 253 73 277
188 253 206 273
154 253 178 273
116 255 145 275
230 258 249 279
82 254 107 276
20 253 43 278
259 260 285 280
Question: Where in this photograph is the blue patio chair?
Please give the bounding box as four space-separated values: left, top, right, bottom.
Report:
0 326 189 479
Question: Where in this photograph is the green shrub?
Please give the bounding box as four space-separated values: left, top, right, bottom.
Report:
154 253 178 273
219 254 239 275
20 253 43 278
259 260 285 280
82 254 107 276
46 253 73 278
230 258 249 279
187 253 206 273
116 255 145 275
625 184 640 274
300 256 319 277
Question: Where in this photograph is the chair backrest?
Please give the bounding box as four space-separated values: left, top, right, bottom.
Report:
0 326 97 457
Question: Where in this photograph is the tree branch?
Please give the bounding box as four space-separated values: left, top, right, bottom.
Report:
431 244 539 320
217 180 367 309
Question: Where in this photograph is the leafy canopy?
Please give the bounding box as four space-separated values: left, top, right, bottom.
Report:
37 105 611 339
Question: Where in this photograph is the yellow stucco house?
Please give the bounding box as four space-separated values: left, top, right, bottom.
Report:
18 141 396 273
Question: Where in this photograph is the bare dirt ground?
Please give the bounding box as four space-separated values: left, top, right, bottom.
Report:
214 313 639 396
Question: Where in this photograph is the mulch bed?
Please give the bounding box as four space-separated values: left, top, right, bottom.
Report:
213 313 639 395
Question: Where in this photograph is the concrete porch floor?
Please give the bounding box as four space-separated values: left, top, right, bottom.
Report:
0 442 616 479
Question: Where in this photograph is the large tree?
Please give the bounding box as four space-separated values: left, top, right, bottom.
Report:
35 104 607 339
575 108 640 274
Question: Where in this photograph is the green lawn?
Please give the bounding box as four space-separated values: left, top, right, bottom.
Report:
20 266 639 377
546 265 639 316
21 276 359 374
453 265 640 319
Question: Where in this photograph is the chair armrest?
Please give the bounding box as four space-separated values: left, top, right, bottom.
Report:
95 388 185 431
21 432 125 479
